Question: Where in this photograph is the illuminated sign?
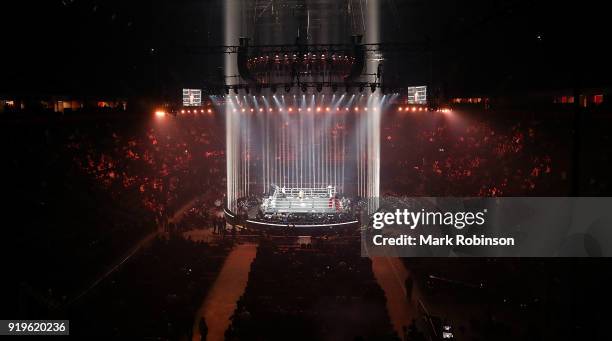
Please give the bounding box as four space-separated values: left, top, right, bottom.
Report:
442 325 454 339
182 89 202 106
407 86 427 104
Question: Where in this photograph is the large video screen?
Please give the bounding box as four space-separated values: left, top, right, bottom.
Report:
407 86 427 104
182 89 202 106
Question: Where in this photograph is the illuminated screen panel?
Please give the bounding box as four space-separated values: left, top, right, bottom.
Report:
407 86 427 104
182 89 202 106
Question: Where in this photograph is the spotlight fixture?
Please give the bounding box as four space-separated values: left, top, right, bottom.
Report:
232 86 239 95
359 84 364 93
245 86 250 94
370 83 377 93
316 83 323 93
301 83 307 93
225 86 230 95
285 84 291 93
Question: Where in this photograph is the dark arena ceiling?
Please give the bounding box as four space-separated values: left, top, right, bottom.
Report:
1 0 611 96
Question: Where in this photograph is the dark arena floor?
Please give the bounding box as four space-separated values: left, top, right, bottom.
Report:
3 0 612 340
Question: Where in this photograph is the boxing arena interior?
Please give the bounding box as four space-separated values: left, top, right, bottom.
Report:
2 1 612 340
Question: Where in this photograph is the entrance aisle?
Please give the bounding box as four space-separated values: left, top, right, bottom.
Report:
192 243 258 341
371 256 415 338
